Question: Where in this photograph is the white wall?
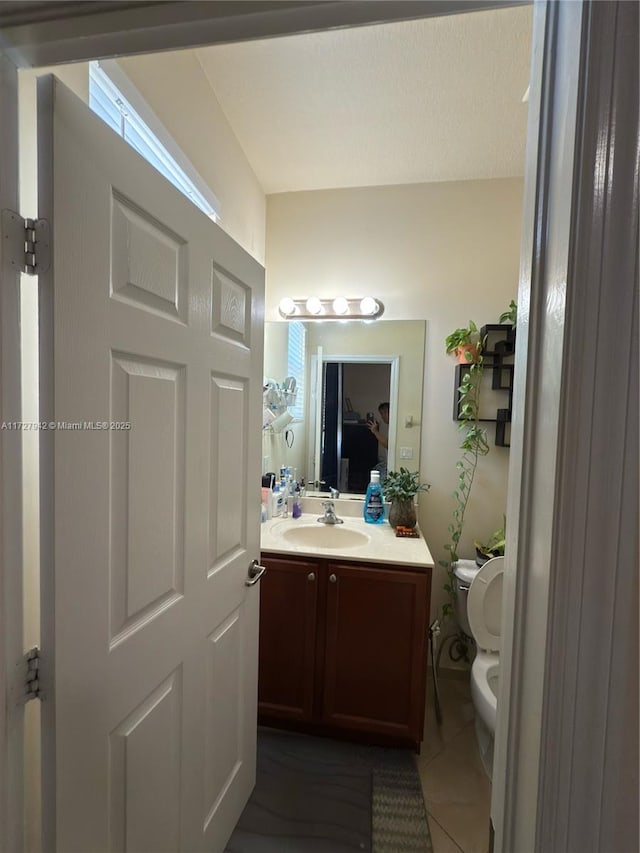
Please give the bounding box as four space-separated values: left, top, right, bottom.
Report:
118 50 266 264
266 179 523 629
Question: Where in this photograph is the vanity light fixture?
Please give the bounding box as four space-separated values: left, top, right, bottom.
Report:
278 296 385 321
278 297 296 317
305 296 323 315
332 296 349 315
359 296 378 316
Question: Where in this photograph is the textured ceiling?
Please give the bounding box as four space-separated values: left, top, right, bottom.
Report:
196 5 532 194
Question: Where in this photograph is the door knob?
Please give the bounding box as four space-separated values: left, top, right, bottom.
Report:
329 573 337 583
307 572 315 581
245 559 267 586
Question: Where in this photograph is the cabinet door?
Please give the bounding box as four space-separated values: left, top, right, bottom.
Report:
322 562 428 744
258 556 319 721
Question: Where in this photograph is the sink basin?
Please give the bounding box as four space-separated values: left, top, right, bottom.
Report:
281 524 371 549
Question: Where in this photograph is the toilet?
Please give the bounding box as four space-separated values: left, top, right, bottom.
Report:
454 556 504 779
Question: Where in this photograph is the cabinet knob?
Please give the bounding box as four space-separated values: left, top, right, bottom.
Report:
329 573 337 583
307 572 315 582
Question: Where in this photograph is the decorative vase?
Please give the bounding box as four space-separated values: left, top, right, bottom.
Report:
475 548 490 568
389 498 417 529
456 343 480 364
475 547 504 567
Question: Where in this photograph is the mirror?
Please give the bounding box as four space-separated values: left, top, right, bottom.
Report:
263 320 426 495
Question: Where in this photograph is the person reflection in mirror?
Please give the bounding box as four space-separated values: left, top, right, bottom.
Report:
367 402 389 480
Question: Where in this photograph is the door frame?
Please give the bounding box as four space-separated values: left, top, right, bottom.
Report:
0 53 25 853
308 353 400 488
1 1 637 852
506 3 638 850
0 0 528 67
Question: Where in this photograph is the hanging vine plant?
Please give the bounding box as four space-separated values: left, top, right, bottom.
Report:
439 331 490 663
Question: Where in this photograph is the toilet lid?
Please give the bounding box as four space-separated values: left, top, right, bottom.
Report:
467 555 504 652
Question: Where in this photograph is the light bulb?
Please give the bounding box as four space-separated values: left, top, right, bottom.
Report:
360 297 378 316
279 297 296 316
306 296 323 315
332 297 349 315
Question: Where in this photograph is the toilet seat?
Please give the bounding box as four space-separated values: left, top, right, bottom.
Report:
467 555 504 652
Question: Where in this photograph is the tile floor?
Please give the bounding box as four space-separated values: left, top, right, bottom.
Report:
418 670 492 853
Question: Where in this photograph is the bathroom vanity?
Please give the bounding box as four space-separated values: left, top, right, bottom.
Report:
258 506 433 751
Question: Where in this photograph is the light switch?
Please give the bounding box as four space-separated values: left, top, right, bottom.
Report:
400 447 414 459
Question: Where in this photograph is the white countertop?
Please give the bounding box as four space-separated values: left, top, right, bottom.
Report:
260 512 434 569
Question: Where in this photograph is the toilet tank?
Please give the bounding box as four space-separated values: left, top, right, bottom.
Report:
453 559 481 638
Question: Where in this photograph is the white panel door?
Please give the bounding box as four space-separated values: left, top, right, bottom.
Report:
37 75 264 853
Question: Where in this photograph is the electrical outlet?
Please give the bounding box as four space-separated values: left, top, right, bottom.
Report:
399 446 413 459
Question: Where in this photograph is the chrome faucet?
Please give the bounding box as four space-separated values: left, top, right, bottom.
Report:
317 501 344 525
329 486 340 499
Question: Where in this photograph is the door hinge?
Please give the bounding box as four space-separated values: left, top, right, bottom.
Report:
25 647 41 702
2 209 51 275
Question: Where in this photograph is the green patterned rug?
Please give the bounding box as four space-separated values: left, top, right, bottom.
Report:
371 749 433 853
227 729 432 853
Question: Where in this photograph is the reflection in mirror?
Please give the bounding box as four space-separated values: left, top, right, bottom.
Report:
263 320 426 496
319 360 393 493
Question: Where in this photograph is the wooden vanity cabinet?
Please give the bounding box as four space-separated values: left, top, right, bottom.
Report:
322 561 428 744
257 555 319 721
258 553 431 750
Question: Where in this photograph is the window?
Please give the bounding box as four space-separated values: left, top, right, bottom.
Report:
287 322 306 422
89 60 220 220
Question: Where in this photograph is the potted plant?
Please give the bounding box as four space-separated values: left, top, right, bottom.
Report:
383 467 430 529
445 321 481 364
498 300 517 347
474 518 506 566
498 300 517 327
439 326 489 658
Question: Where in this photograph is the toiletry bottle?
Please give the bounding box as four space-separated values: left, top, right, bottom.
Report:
261 486 273 520
363 470 385 524
292 486 302 519
271 483 282 518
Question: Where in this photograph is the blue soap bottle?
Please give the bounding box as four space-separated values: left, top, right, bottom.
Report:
363 470 385 524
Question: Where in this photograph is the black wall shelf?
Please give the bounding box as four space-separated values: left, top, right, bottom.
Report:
453 324 515 447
